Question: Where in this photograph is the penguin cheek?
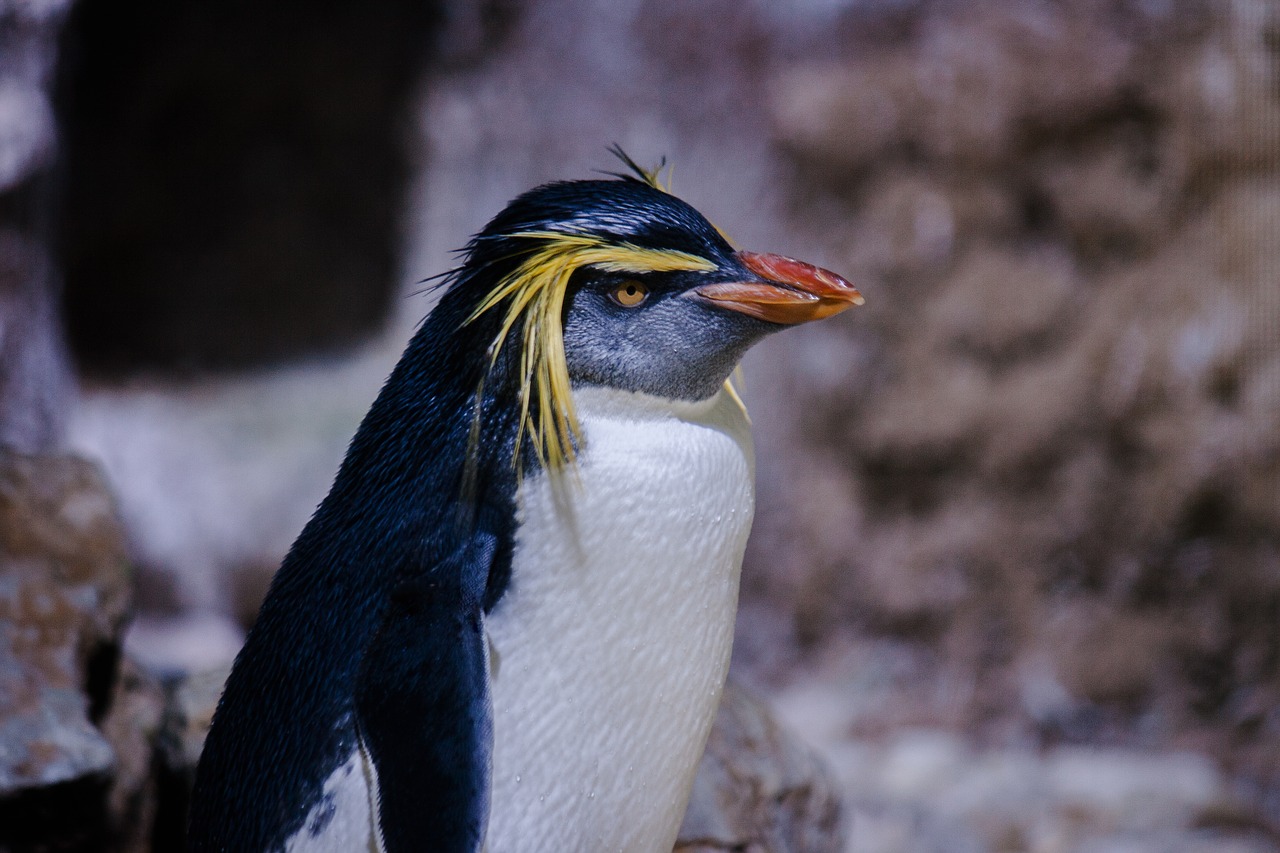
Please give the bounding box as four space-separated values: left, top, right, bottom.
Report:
560 294 764 401
560 303 645 389
623 304 762 400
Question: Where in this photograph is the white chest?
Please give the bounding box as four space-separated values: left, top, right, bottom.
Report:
484 385 755 853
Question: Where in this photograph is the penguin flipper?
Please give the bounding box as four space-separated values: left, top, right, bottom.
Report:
355 556 493 853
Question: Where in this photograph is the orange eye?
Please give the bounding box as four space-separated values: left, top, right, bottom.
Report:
611 281 650 308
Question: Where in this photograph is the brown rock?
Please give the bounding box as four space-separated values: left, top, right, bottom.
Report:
676 682 845 852
151 664 231 851
771 2 1145 174
0 451 149 849
0 453 130 793
1046 605 1176 705
100 657 165 853
923 247 1077 360
155 665 229 785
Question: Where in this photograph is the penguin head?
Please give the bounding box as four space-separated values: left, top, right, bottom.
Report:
448 161 863 469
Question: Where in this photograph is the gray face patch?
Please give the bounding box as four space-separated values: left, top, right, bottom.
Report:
561 276 777 401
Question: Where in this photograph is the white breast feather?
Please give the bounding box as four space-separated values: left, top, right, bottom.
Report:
484 384 756 853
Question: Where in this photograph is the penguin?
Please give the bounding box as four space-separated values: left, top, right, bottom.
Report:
188 158 862 853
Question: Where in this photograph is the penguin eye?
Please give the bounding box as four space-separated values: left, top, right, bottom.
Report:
609 281 650 308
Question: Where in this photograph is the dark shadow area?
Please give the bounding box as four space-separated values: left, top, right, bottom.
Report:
0 775 112 852
54 0 442 374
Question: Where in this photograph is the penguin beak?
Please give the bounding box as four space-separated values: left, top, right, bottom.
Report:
690 251 864 325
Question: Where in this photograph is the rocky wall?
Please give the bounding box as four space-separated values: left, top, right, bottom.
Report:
746 0 1280 826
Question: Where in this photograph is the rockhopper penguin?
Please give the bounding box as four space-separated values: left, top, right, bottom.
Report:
189 157 863 852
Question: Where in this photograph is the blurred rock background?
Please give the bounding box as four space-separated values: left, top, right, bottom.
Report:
1 0 1278 850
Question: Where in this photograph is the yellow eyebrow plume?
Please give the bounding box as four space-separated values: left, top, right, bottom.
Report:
467 231 716 472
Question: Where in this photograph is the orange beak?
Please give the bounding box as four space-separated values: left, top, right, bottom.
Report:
690 250 864 325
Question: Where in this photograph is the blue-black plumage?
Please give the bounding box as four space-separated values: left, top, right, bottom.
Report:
188 279 522 851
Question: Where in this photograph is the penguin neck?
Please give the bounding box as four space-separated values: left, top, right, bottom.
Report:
568 380 748 423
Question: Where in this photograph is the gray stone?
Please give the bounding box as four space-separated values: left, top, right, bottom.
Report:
155 664 230 786
0 453 130 795
0 452 160 851
677 682 846 852
100 656 165 853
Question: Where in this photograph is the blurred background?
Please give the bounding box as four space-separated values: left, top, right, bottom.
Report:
2 0 1278 850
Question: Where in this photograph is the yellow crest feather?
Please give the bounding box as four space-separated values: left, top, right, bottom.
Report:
468 231 716 471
